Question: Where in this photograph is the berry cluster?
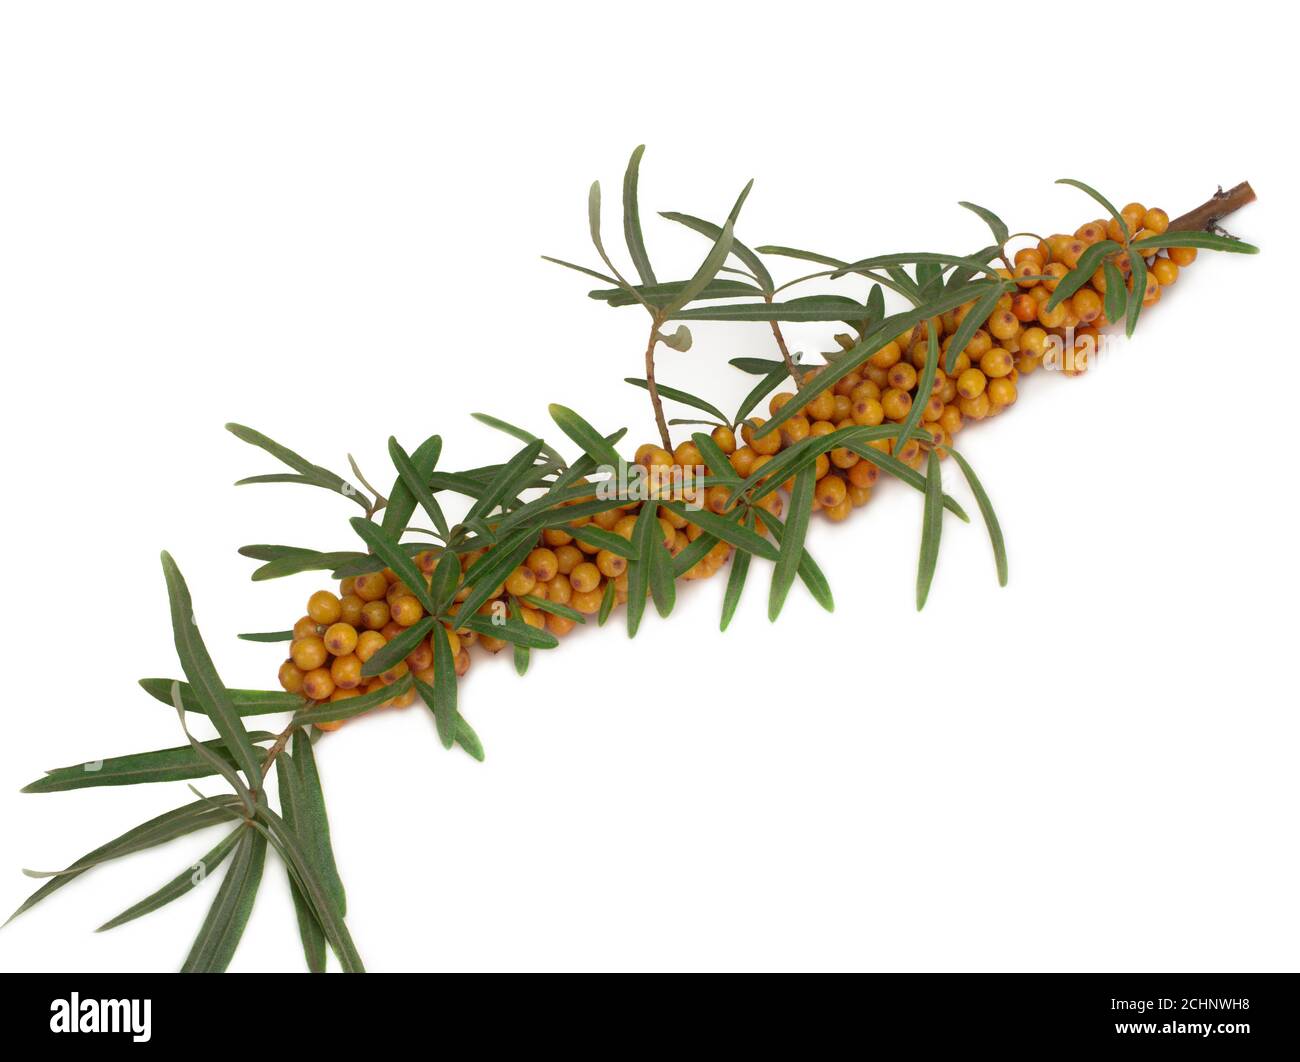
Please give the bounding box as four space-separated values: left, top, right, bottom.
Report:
277 199 1196 726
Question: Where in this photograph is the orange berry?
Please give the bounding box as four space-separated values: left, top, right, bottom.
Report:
278 660 304 693
290 635 328 671
570 561 601 593
956 368 987 400
1151 258 1179 286
353 572 388 602
330 654 363 690
302 668 335 701
1070 288 1103 324
361 599 390 630
323 622 358 656
355 630 387 664
1168 246 1197 267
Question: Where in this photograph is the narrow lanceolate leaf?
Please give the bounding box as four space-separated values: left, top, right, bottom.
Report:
769 464 815 621
841 439 970 522
1045 240 1122 310
453 712 485 762
6 797 243 927
671 529 716 578
548 404 625 470
290 729 347 918
761 511 834 614
292 675 413 726
866 281 885 322
348 518 437 614
456 528 538 620
948 448 1008 588
590 278 761 308
459 613 559 649
622 144 656 286
664 222 736 315
721 512 756 631
625 502 660 638
957 201 1010 247
226 423 366 509
251 551 368 581
916 452 945 611
894 326 939 459
690 432 735 478
277 753 326 973
386 435 449 541
160 553 263 790
429 624 458 749
180 827 266 973
648 528 676 619
734 366 789 427
238 544 320 562
659 502 780 562
945 282 1004 374
471 412 567 469
520 595 586 624
140 678 304 717
1103 259 1128 323
569 523 637 559
467 440 546 523
669 295 867 323
597 578 617 626
1128 230 1259 254
251 804 364 973
587 180 640 304
1055 178 1129 240
1126 251 1147 338
624 378 729 426
96 828 242 933
514 640 530 677
541 255 619 286
23 734 276 793
237 630 292 643
360 616 435 679
659 211 775 295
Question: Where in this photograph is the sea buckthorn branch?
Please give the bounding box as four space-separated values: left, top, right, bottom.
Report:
8 153 1257 973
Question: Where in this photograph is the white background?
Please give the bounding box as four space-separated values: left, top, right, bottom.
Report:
1 1 1295 973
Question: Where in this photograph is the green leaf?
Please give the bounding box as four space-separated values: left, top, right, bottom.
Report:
689 432 735 478
459 613 559 649
250 804 364 972
1129 230 1258 254
6 797 242 927
276 753 327 973
454 712 485 762
840 439 968 522
590 278 762 308
289 729 347 918
894 325 938 458
428 624 458 749
648 525 676 619
226 423 366 509
140 678 304 717
541 255 619 286
1055 178 1129 241
947 448 1007 587
729 356 791 375
250 551 368 581
23 734 276 793
1126 251 1147 338
360 616 435 679
734 366 789 427
1103 259 1127 322
520 594 586 624
180 826 266 973
622 144 656 286
866 282 885 323
658 501 779 562
456 528 538 620
659 210 775 294
753 244 846 268
237 630 293 643
466 439 546 522
769 464 815 621
665 218 735 315
958 201 1009 247
916 451 944 610
625 502 659 637
471 412 566 469
761 510 833 613
96 827 242 933
548 404 625 470
238 544 319 562
292 675 413 726
624 377 728 426
720 512 755 631
944 282 1004 374
385 435 449 541
670 529 717 578
669 295 868 323
1046 240 1122 310
160 553 263 791
597 578 617 625
569 522 638 559
348 518 437 614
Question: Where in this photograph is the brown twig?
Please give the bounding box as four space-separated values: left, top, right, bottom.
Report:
1168 181 1256 233
260 718 300 775
766 300 800 381
643 321 673 451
